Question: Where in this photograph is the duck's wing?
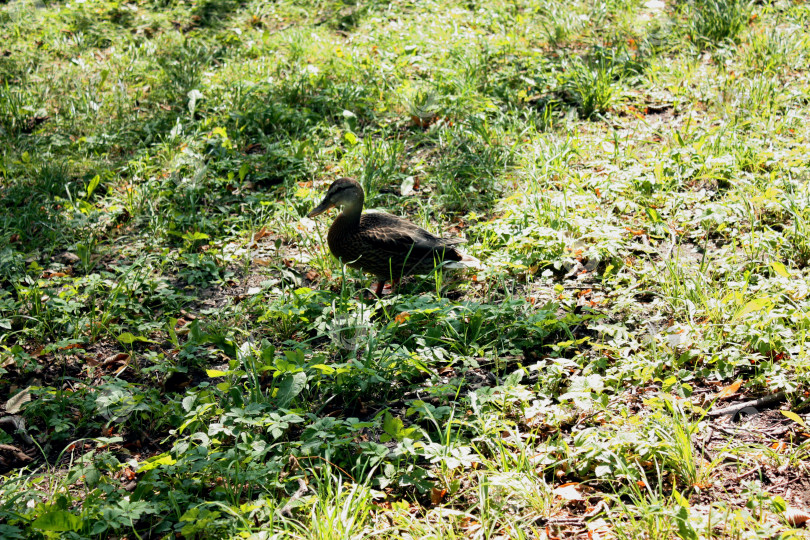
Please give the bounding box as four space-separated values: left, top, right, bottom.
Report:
359 212 465 257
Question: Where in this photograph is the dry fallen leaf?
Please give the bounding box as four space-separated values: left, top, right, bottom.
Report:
785 507 810 527
430 487 446 505
102 353 131 369
553 483 585 501
717 380 743 399
252 228 271 242
4 388 32 414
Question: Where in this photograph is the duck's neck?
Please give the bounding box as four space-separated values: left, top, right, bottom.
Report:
337 199 363 228
328 200 363 256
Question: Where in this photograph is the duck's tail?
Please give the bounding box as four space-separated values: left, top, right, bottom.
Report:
444 251 485 270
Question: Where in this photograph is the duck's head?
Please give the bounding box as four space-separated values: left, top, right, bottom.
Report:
307 178 365 218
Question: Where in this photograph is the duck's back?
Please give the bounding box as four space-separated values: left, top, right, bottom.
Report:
327 211 464 280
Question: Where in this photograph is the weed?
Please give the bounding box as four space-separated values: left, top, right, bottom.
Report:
1 0 809 537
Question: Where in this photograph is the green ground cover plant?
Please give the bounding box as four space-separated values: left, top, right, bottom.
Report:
1 0 810 537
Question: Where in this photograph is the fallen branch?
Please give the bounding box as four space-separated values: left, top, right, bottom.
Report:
0 444 32 462
708 391 787 417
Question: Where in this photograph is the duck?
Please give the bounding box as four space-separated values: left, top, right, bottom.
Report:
307 178 481 295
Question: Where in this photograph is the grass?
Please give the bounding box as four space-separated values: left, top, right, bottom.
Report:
1 0 810 537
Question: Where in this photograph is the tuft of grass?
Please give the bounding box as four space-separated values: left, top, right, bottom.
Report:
684 0 752 49
2 0 810 538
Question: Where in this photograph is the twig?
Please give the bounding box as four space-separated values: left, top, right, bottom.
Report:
664 229 677 262
583 500 610 518
697 426 714 462
731 466 761 482
708 391 788 417
296 455 356 482
279 478 309 518
768 477 800 491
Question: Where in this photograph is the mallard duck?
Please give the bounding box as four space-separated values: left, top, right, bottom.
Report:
307 178 480 295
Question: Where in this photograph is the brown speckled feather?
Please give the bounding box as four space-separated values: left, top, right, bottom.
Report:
308 177 478 287
328 212 465 281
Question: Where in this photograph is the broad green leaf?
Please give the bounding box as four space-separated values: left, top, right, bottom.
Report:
238 161 250 181
118 332 148 344
31 510 82 532
167 318 179 348
182 231 209 242
137 453 177 472
86 174 100 198
311 364 335 374
381 412 404 443
276 372 307 407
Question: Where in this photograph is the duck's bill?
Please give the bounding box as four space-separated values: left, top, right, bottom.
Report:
307 199 334 218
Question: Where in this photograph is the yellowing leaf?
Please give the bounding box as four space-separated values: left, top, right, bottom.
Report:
781 410 807 428
734 296 772 321
672 489 690 508
771 261 790 278
206 369 227 377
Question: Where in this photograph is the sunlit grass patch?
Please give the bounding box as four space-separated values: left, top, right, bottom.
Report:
2 0 810 537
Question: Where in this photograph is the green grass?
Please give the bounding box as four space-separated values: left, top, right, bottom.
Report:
2 0 810 538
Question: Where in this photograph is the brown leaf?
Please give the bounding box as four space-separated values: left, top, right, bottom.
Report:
785 507 810 527
252 228 271 242
717 380 743 400
305 270 319 281
394 312 410 324
102 353 130 369
430 487 447 505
